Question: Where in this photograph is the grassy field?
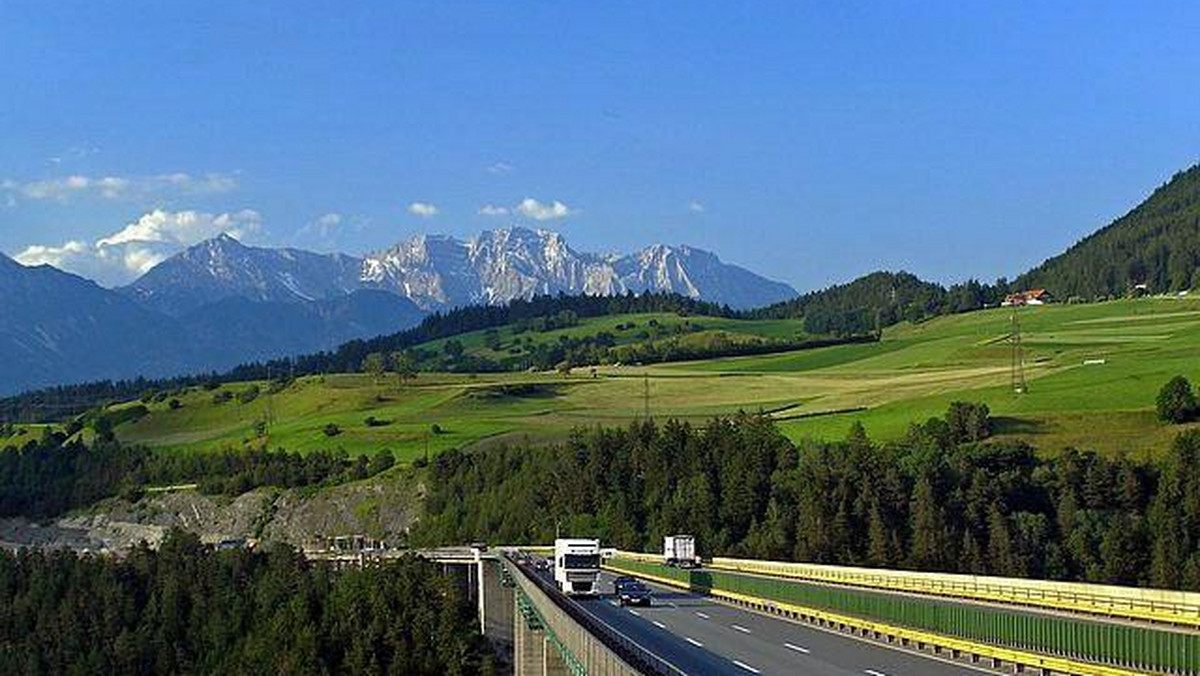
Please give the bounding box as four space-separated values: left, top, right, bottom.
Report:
415 311 806 362
107 298 1200 461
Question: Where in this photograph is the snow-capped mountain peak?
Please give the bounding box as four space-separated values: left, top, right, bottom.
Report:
122 235 363 316
359 227 795 310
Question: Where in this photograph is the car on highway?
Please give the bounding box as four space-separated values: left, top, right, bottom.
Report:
612 575 637 590
613 577 652 606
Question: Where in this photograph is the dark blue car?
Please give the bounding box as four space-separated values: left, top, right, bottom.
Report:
613 576 652 606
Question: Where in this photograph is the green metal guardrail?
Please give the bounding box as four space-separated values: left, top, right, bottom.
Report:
610 558 1200 676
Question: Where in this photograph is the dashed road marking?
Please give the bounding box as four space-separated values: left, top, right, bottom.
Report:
695 612 710 620
685 637 704 648
785 642 810 654
733 660 761 674
628 609 641 616
652 620 667 629
864 670 887 676
731 624 752 634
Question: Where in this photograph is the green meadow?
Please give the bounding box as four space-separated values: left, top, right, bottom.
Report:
108 297 1200 462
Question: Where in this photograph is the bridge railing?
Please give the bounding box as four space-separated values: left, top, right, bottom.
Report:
609 557 1198 676
613 550 1200 627
503 552 682 676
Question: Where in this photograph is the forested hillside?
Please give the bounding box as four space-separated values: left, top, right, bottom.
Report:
0 531 493 675
1016 164 1200 298
415 411 1200 591
750 271 1005 334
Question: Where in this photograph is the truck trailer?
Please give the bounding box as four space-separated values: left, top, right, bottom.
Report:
663 534 699 568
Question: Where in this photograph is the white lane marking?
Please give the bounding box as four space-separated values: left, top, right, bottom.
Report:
695 611 710 619
685 637 704 648
785 642 810 654
731 624 752 634
628 609 641 616
733 660 761 674
864 670 887 676
608 600 619 607
666 601 678 608
652 620 667 629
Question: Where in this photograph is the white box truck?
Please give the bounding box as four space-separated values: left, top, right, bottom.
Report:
663 534 698 568
554 538 601 595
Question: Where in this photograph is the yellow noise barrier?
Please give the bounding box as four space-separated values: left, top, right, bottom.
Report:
612 550 1200 628
605 561 1151 676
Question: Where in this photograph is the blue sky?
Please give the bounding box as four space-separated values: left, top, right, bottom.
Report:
2 2 1199 290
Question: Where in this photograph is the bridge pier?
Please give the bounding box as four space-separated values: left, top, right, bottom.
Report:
515 613 546 676
482 559 515 665
542 640 570 676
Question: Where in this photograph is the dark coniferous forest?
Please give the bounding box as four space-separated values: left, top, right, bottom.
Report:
415 408 1200 591
1017 164 1200 299
0 531 494 675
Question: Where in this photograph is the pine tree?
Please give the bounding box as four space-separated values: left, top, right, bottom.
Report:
907 473 954 571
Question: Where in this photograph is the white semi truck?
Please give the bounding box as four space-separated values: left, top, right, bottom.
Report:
554 538 601 595
663 534 699 568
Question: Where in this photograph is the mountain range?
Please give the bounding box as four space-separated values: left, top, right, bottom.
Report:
128 227 797 313
0 228 796 394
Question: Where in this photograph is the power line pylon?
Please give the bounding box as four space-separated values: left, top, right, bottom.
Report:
1010 307 1027 394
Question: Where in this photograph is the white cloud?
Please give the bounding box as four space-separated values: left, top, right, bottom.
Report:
47 145 100 165
487 162 515 175
15 208 262 287
688 201 706 213
478 204 509 216
2 172 237 202
315 212 342 231
515 198 575 221
408 201 439 218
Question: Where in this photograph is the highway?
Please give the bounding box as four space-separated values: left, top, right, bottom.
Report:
570 570 988 676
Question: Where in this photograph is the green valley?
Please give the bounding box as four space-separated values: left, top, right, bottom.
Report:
96 296 1200 461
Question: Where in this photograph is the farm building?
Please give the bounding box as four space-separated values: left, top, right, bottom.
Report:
1002 289 1053 306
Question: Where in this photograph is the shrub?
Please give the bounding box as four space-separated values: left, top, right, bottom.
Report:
168 399 182 410
237 385 260 404
1157 375 1196 424
946 401 991 442
322 423 342 437
369 452 395 475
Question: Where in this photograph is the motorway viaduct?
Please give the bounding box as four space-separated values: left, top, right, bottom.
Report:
308 546 1194 676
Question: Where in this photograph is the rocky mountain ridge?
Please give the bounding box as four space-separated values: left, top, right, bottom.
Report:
131 226 797 312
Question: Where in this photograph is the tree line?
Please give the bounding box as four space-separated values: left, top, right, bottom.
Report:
414 406 1200 591
356 319 869 377
750 271 1010 335
0 431 394 518
0 292 734 423
0 530 494 675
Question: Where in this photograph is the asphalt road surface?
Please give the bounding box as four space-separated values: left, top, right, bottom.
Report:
567 570 991 676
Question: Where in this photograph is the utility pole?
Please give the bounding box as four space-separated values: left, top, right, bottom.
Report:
1010 307 1027 394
